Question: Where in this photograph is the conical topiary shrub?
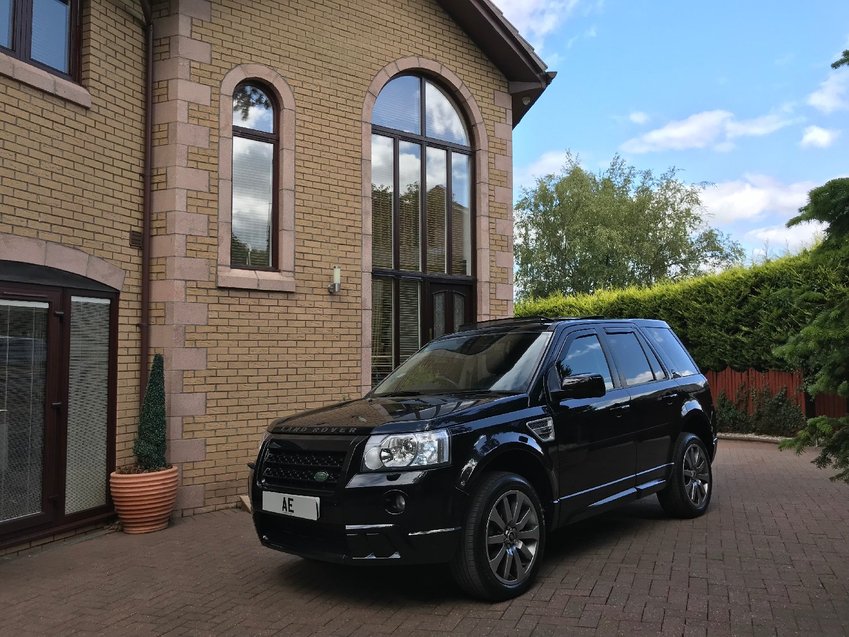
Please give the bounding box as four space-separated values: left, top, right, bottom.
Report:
134 353 167 470
110 352 178 533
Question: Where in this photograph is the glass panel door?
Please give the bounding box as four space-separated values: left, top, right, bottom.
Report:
0 299 49 525
426 283 473 343
65 297 111 515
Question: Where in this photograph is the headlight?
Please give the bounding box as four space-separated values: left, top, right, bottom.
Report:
362 430 450 471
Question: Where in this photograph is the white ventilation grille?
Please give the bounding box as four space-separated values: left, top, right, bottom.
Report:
526 417 554 442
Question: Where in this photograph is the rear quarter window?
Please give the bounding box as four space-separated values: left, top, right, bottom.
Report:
644 327 699 377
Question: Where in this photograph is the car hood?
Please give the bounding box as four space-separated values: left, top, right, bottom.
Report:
269 393 526 435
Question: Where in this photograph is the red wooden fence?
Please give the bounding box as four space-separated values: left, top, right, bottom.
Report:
704 368 847 418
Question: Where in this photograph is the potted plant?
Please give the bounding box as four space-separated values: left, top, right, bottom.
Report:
109 353 178 534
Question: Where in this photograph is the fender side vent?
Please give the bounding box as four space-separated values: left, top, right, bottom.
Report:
526 417 554 442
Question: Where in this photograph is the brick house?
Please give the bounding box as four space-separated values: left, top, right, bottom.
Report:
0 0 552 550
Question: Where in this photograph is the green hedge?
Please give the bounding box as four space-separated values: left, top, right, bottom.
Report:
515 253 843 371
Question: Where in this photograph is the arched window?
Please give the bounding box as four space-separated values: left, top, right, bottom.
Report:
371 75 474 383
231 83 278 269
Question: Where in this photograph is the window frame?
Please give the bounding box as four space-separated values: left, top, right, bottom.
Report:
370 74 476 381
1 0 80 81
217 65 296 293
230 81 280 272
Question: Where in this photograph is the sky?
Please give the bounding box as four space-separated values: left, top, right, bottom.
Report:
496 0 849 259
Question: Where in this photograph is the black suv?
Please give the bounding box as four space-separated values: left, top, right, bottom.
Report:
250 317 716 600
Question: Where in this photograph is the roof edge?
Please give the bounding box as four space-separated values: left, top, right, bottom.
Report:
434 0 555 127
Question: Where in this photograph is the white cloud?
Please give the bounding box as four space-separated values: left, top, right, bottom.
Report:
494 0 580 50
800 125 840 148
566 25 597 49
807 73 849 113
620 109 798 154
726 112 796 138
621 110 732 153
628 111 649 125
745 222 825 253
514 150 571 191
701 175 817 224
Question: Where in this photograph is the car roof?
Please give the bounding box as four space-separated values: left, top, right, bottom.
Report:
457 316 670 334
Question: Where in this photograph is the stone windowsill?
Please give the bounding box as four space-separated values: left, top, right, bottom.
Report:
217 266 296 292
0 51 92 109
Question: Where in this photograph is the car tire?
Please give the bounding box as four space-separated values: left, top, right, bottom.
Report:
450 471 546 601
657 432 713 519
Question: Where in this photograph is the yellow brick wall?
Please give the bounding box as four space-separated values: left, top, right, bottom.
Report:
168 0 514 513
0 0 515 519
0 1 146 464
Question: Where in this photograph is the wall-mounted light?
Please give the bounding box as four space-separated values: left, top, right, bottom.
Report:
328 265 342 294
521 95 532 106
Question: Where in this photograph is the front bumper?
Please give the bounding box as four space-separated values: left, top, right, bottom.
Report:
251 466 467 565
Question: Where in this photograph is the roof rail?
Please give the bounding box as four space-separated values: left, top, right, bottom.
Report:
457 315 609 331
457 316 554 331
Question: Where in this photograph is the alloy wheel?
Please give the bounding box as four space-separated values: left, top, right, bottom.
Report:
485 489 540 585
682 443 710 507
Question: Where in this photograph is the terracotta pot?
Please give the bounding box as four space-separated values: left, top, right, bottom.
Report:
109 466 179 534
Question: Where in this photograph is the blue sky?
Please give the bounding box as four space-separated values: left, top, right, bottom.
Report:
497 0 849 258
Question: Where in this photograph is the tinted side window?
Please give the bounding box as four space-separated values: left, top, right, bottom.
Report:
558 334 614 390
606 332 654 386
643 339 667 379
644 327 698 377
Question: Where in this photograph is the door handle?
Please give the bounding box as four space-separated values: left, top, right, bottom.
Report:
610 404 630 418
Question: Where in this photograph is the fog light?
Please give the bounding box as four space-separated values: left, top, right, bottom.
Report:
384 490 406 515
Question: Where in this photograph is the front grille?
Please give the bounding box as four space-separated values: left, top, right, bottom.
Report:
262 445 348 491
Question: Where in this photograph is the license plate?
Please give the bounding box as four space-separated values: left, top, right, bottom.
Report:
262 491 320 521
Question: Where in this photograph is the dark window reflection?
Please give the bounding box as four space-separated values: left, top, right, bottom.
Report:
559 335 614 390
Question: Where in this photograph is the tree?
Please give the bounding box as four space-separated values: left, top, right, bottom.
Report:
778 178 849 483
513 154 744 299
832 49 849 69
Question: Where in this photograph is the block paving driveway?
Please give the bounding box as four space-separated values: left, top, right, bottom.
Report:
1 440 848 636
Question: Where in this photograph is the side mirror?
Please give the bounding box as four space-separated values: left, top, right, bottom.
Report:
550 373 606 402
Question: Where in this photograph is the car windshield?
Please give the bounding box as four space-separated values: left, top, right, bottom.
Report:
372 330 552 396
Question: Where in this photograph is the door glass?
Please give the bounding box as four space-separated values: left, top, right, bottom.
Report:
644 327 699 377
432 292 446 339
607 332 654 386
371 278 394 385
65 298 110 515
453 292 465 331
559 334 613 390
398 280 420 364
0 300 48 523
